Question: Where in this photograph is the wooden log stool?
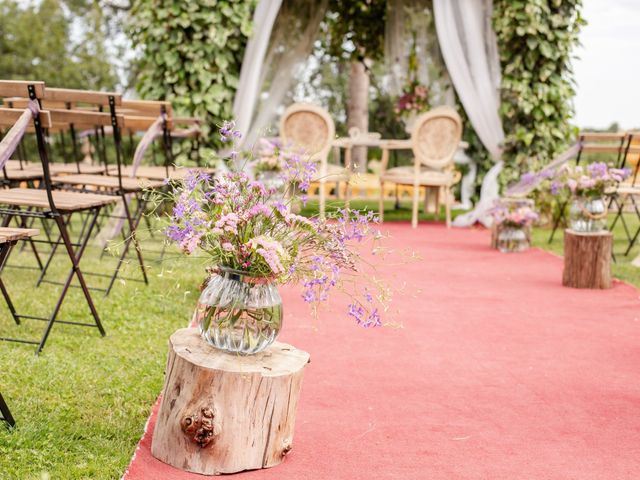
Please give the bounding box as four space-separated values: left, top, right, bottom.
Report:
562 229 613 289
151 328 310 475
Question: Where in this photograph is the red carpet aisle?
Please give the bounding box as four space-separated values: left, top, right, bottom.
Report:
123 224 640 480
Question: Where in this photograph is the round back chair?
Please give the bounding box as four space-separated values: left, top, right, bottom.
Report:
411 106 462 170
279 103 335 163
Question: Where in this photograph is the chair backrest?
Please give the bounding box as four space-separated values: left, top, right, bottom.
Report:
280 103 335 163
410 106 462 170
0 80 45 100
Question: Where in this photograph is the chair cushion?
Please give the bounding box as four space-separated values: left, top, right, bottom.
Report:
380 165 457 186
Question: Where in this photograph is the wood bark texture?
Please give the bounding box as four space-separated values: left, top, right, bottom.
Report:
151 328 310 475
562 229 612 289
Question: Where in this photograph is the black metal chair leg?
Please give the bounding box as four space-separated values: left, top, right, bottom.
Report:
0 392 15 428
105 196 148 295
36 215 69 286
0 243 19 325
37 209 105 354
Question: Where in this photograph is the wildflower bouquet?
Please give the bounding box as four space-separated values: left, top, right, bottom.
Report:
163 121 387 336
490 201 539 228
552 162 629 198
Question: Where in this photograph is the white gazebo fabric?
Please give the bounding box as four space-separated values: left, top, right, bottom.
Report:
433 0 504 226
232 0 283 140
233 0 328 149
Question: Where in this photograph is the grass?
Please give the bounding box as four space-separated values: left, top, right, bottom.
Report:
0 221 207 479
0 199 639 479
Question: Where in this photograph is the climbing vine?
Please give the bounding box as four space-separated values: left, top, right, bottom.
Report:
128 0 255 157
493 0 585 185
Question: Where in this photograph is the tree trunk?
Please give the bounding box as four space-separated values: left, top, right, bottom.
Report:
347 60 369 173
151 328 310 475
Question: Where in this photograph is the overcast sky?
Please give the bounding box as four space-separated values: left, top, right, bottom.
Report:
573 0 640 129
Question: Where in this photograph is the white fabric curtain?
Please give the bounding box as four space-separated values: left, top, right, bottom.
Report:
233 0 283 140
232 0 328 149
384 0 453 106
433 0 504 227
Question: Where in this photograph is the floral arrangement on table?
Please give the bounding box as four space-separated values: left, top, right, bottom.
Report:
394 81 430 119
490 200 539 253
161 121 389 355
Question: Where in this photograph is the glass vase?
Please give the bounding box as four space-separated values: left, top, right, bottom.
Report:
194 268 283 355
257 170 285 193
497 226 529 253
569 196 607 233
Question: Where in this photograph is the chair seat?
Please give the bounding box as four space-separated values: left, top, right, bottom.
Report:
0 188 117 212
51 174 165 192
107 165 217 181
26 163 106 175
616 185 640 195
0 227 39 243
2 168 43 181
380 165 458 186
313 163 350 183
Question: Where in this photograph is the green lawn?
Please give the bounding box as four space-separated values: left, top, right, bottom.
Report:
0 201 638 479
0 225 206 479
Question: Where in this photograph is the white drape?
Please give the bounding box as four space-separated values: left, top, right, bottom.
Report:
232 0 328 149
433 0 505 227
232 0 283 139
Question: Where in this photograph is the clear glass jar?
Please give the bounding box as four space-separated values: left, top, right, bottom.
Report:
569 196 607 232
257 170 285 192
497 226 529 253
194 268 283 355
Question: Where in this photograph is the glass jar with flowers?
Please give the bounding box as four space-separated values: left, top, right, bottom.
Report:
553 162 629 233
160 121 388 355
490 200 539 253
253 138 286 193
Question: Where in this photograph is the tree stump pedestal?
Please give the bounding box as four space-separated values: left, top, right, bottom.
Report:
151 328 310 475
562 229 612 289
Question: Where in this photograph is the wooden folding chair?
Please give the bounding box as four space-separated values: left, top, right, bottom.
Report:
6 89 112 175
547 132 628 243
41 100 165 294
0 80 117 353
608 132 640 254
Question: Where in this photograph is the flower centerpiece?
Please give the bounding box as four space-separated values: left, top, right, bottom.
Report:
161 121 388 355
552 162 629 232
394 81 430 133
394 32 430 133
490 200 539 253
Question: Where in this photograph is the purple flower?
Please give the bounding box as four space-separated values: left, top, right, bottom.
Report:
273 200 287 215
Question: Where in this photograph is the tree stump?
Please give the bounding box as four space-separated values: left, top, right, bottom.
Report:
562 229 612 289
151 328 310 475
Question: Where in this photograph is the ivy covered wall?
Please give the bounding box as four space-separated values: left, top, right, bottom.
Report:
128 0 584 185
128 0 256 154
494 0 585 185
